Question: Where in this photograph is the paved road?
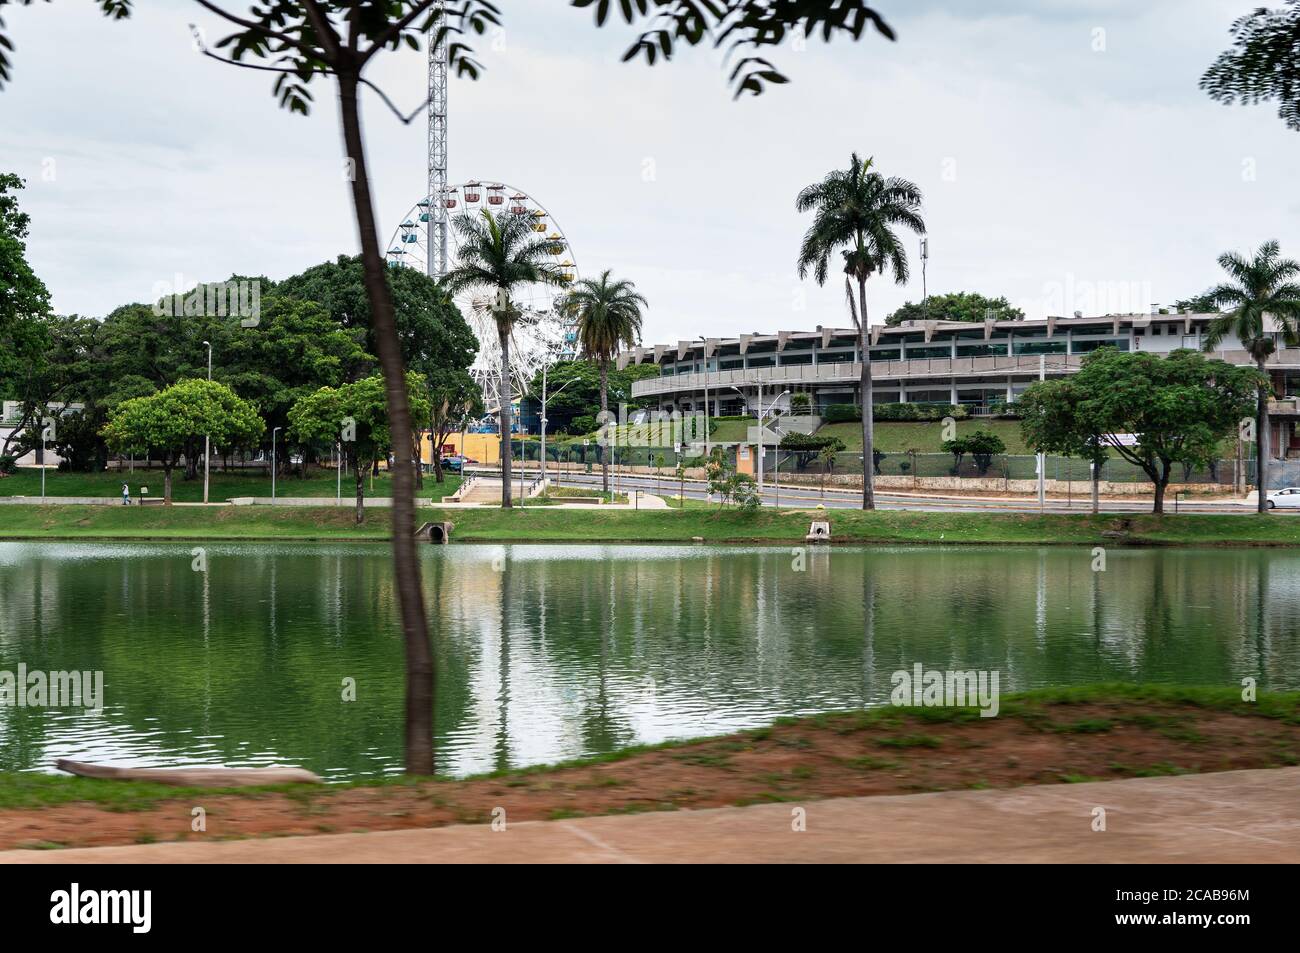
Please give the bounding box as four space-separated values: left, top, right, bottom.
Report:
477 467 1261 515
4 767 1295 863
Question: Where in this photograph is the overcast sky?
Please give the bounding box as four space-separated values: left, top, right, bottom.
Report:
3 0 1298 347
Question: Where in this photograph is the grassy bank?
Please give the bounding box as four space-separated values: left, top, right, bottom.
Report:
1 684 1296 849
3 502 1300 546
0 469 461 502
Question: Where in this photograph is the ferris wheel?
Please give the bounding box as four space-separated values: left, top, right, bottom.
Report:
386 182 580 408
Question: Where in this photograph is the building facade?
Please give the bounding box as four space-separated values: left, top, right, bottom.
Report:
627 313 1300 459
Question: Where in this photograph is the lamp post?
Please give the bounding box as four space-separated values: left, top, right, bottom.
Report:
202 340 212 505
731 384 788 492
272 426 281 503
697 336 711 456
539 365 575 491
336 440 342 504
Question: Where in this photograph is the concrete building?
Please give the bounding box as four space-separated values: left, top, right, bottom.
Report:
628 313 1300 460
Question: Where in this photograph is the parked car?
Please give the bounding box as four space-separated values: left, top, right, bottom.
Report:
1264 487 1300 509
441 455 474 473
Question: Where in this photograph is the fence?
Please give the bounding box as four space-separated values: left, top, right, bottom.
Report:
510 441 1255 490
783 452 1250 488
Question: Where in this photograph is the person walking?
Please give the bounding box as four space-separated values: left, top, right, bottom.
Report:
122 482 130 505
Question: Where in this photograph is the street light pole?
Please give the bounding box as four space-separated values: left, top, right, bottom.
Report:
203 340 212 505
539 366 575 493
697 336 711 456
272 426 281 503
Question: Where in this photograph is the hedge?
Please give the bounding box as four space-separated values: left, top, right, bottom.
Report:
824 403 971 423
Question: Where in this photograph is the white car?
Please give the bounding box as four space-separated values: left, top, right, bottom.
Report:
1265 487 1300 509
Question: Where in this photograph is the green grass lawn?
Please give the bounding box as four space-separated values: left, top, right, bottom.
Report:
0 468 461 502
816 419 1031 454
1 684 1296 814
4 503 1300 546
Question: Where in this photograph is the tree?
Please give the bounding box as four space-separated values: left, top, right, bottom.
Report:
221 292 372 476
1 0 901 778
288 373 431 522
101 380 264 502
779 431 844 470
566 270 647 496
1016 378 1109 513
443 210 567 506
525 360 659 433
1020 348 1262 514
428 369 482 484
886 291 1023 327
797 153 925 510
276 255 476 383
1173 292 1222 314
818 442 837 497
1202 241 1300 511
0 173 52 436
1202 2 1300 131
941 430 1006 477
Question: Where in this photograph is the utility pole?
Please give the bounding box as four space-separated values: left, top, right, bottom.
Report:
539 365 575 491
203 340 212 505
272 426 281 503
1037 354 1046 511
920 239 930 317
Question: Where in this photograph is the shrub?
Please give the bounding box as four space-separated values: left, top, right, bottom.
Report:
825 402 971 423
0 455 15 476
941 430 1007 476
571 414 598 434
790 392 812 414
824 403 861 423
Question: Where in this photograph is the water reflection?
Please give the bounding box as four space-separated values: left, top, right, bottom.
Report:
0 542 1297 781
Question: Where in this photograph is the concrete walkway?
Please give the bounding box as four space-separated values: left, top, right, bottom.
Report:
2 767 1296 864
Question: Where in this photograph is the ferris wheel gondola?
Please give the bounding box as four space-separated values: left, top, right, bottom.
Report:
386 181 579 409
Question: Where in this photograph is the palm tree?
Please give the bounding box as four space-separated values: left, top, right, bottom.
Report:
796 154 925 509
565 270 647 497
443 210 567 507
1202 240 1300 513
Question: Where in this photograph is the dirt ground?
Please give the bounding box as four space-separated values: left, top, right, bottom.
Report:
3 696 1298 851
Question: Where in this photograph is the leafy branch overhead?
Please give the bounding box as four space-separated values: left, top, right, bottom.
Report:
1202 0 1300 131
0 0 894 101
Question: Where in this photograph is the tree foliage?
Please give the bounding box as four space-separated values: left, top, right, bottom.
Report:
0 173 51 395
886 291 1023 327
101 379 264 501
1202 1 1300 131
1017 348 1263 513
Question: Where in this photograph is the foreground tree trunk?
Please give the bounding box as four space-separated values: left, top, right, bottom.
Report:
338 72 434 776
857 277 875 510
1257 361 1270 514
498 322 513 508
599 358 610 495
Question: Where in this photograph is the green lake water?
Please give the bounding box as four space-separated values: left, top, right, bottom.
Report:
0 542 1295 780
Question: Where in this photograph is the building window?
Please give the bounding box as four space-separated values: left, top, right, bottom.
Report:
720 358 744 370
780 353 812 366
1013 340 1067 355
869 348 902 362
905 345 953 360
747 355 775 368
818 350 855 363
957 342 1008 357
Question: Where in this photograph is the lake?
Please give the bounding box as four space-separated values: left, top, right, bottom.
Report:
0 541 1296 780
